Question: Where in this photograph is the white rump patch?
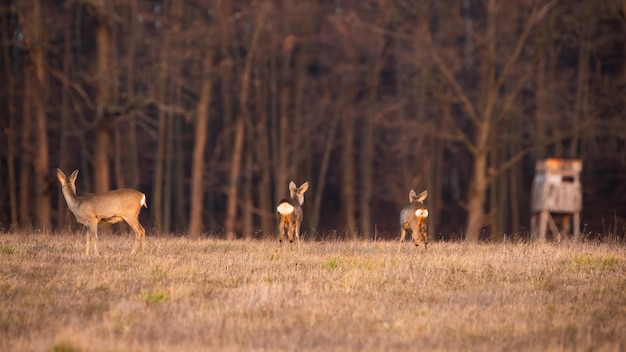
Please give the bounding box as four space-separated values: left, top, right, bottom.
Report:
141 194 147 207
415 209 429 217
277 203 295 215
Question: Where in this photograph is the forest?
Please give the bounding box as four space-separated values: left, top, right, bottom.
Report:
1 0 626 241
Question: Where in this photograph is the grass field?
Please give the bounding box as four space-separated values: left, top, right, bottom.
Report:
1 233 625 351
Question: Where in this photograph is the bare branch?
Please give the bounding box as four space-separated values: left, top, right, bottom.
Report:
421 24 480 127
47 67 95 109
495 0 557 91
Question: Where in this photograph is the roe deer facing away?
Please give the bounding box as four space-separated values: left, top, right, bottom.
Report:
276 181 309 250
398 190 429 253
56 169 148 255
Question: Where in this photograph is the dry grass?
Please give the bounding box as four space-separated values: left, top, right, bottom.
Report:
1 233 625 352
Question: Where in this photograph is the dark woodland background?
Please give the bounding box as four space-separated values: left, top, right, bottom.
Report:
1 0 626 241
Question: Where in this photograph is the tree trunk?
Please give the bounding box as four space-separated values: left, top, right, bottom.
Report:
153 104 167 233
290 8 316 232
152 0 180 233
431 136 445 240
18 0 52 232
360 2 390 239
33 29 51 233
360 114 374 238
165 0 185 233
174 114 187 231
509 135 520 236
57 13 74 231
19 83 32 228
465 134 489 242
489 147 502 241
188 53 213 238
17 1 37 229
275 40 292 210
535 53 548 158
114 126 125 189
225 118 245 239
93 0 112 195
253 63 274 238
310 107 340 236
465 0 496 243
570 27 591 158
216 0 234 158
243 141 254 239
163 112 174 232
224 4 267 239
341 108 357 239
1 7 19 230
125 0 140 190
469 0 496 242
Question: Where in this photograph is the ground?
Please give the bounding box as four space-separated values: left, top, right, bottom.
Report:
1 233 625 351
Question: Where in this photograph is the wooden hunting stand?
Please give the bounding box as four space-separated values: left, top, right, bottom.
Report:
530 158 582 242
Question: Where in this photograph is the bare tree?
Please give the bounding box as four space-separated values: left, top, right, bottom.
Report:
56 9 76 231
0 3 19 229
423 0 556 242
224 4 267 239
17 0 50 230
188 50 214 238
252 54 276 238
359 2 392 239
87 0 114 195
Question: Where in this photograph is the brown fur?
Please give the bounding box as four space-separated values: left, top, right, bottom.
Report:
56 169 147 255
398 190 429 253
276 181 309 250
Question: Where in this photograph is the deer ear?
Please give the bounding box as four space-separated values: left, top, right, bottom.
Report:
416 190 428 202
56 168 66 182
298 182 309 194
409 190 417 202
289 181 297 193
70 170 79 183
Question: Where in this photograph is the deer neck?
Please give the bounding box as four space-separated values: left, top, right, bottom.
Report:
290 194 304 205
61 184 81 212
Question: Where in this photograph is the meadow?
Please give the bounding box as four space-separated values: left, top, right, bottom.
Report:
0 233 625 351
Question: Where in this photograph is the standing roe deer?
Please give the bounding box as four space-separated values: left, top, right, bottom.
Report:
398 189 429 253
276 181 309 249
56 169 148 255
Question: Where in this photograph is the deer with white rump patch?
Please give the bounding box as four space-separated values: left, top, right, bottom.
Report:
56 169 148 255
276 181 309 249
398 190 429 253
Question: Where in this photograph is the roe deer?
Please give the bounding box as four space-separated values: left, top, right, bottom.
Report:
276 181 309 249
398 190 429 253
56 169 148 255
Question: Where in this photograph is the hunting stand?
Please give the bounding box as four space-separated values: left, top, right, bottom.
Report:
530 158 582 242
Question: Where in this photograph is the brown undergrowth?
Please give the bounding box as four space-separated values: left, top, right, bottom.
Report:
0 233 625 351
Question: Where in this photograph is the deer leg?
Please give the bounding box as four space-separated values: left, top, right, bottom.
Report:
421 231 428 250
285 223 296 250
87 221 99 256
93 225 99 256
138 223 145 253
85 227 91 256
126 218 146 254
397 228 407 254
131 225 140 255
295 221 301 250
409 223 420 250
287 221 294 243
278 218 285 243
